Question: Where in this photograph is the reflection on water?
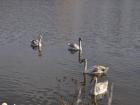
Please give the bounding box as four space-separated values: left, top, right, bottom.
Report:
0 0 140 105
57 74 113 105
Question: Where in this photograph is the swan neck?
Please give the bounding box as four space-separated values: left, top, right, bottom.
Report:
79 40 82 49
84 59 87 73
79 39 82 63
94 78 97 94
79 39 82 53
79 51 82 63
39 37 42 43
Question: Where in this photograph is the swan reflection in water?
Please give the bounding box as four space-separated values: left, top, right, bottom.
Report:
31 44 42 56
90 81 114 105
59 86 84 105
57 75 113 105
82 73 113 105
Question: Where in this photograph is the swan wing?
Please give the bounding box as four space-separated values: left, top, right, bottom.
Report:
31 40 39 46
98 66 109 70
73 43 80 49
68 43 80 50
87 66 101 74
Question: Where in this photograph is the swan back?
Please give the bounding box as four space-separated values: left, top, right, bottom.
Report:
83 59 109 76
93 65 109 74
88 65 109 75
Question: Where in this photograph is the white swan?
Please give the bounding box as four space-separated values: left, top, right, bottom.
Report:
68 38 82 51
2 103 8 105
83 59 109 75
90 77 108 96
31 34 42 48
2 103 16 105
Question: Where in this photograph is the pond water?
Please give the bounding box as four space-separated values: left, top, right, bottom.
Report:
0 0 140 105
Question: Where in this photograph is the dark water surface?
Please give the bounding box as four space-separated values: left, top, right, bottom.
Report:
0 0 140 105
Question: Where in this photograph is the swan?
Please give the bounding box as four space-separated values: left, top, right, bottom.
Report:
2 103 8 105
68 37 82 52
31 34 42 48
68 37 83 63
82 59 109 75
90 77 108 96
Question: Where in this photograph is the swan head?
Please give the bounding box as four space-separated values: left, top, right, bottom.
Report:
94 76 97 81
79 37 82 41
